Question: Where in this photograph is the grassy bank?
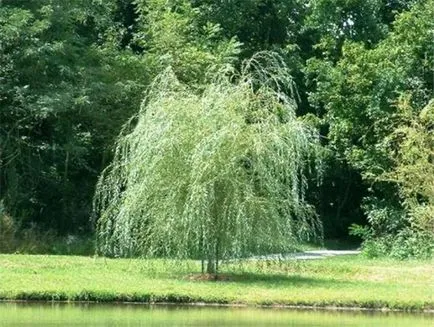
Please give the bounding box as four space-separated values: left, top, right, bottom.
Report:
0 255 432 311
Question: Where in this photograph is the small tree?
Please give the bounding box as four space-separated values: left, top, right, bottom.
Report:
381 97 434 235
94 53 322 273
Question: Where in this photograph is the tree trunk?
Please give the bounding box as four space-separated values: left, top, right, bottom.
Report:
206 258 215 274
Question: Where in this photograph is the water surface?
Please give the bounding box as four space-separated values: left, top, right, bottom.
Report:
0 303 432 326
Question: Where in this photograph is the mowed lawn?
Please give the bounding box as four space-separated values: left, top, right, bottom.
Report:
0 255 432 311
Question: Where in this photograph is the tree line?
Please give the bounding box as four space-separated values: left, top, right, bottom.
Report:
0 0 432 258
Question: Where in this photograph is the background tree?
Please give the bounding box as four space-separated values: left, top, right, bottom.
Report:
384 99 434 233
94 54 322 272
370 98 434 258
308 0 433 256
0 0 149 233
133 0 241 86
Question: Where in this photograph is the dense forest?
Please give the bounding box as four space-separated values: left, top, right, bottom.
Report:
0 0 433 258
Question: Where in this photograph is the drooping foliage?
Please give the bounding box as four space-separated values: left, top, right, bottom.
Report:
94 53 322 268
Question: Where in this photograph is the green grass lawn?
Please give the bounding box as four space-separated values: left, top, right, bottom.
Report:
0 255 432 311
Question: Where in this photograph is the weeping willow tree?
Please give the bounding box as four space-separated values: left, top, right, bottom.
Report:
94 53 322 273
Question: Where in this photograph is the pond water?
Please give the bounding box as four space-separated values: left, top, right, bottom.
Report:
0 303 432 327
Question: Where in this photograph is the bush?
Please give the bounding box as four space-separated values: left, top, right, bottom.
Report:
0 213 94 256
349 192 433 260
389 229 434 260
0 212 18 253
350 224 433 259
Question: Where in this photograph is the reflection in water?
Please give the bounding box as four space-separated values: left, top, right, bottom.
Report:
0 303 432 327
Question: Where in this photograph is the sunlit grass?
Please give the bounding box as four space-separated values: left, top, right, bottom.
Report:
0 255 432 311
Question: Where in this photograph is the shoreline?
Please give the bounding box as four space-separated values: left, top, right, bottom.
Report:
1 297 433 313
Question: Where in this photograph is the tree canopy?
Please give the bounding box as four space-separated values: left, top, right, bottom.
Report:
94 54 322 271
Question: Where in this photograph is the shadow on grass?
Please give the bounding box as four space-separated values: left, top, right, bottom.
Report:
187 272 358 288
